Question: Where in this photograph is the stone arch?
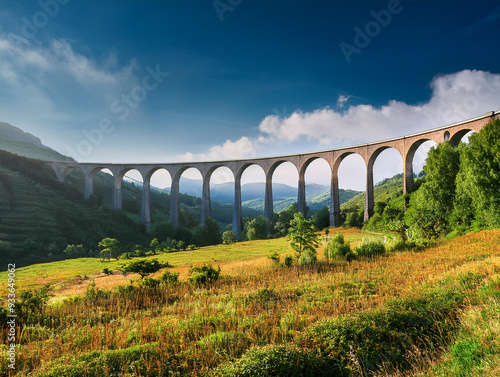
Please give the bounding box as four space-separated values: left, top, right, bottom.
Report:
404 138 434 193
267 160 299 218
145 167 173 224
367 146 404 220
204 165 235 225
169 166 203 227
298 156 332 219
449 128 473 147
333 151 366 224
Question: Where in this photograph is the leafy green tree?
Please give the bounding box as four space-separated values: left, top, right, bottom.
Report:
149 221 175 242
245 215 270 240
119 258 165 279
201 217 222 246
405 142 461 239
311 207 330 230
222 230 237 244
63 244 86 258
150 238 161 253
288 213 319 265
453 120 500 228
98 238 121 260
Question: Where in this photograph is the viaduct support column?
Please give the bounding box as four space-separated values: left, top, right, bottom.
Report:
364 162 374 222
233 176 242 239
169 176 180 227
264 172 274 221
84 174 93 200
331 170 341 227
142 178 151 228
403 152 414 195
201 174 211 226
297 170 306 215
113 175 123 209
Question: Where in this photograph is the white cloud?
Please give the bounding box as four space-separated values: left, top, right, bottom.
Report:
177 69 500 190
336 94 351 108
176 136 256 162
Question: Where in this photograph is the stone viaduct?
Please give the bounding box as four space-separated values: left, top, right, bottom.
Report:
46 111 499 239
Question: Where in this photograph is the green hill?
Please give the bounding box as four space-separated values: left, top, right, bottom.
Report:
341 173 406 212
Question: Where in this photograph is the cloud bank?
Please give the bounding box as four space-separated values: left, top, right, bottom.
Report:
180 69 500 163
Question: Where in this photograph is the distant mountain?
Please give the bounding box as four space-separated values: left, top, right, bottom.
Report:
0 122 73 162
164 179 362 213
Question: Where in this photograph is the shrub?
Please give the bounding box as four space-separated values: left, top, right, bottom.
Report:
284 255 294 267
138 277 160 289
159 270 179 285
212 344 345 377
198 331 250 358
268 252 280 265
188 264 221 285
222 230 237 245
355 239 386 257
298 249 317 266
119 258 166 279
327 233 355 261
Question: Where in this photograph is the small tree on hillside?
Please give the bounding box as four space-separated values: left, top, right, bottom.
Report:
119 258 166 279
98 238 120 261
222 230 237 244
288 213 320 265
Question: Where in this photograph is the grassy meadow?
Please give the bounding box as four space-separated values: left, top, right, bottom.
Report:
1 228 499 376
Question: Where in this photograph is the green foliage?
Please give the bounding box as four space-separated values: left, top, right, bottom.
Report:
326 233 355 261
288 213 319 256
284 255 294 267
148 221 175 243
98 238 120 261
301 287 465 375
311 206 330 230
453 120 500 229
18 284 52 324
198 331 250 358
213 344 343 377
405 142 461 239
102 267 112 275
201 217 222 246
62 244 86 258
138 276 160 289
298 249 317 266
354 238 386 257
159 270 179 285
244 215 269 240
188 264 221 285
267 252 280 265
119 258 165 279
222 230 237 245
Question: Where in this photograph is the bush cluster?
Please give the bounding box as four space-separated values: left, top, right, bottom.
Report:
188 264 221 285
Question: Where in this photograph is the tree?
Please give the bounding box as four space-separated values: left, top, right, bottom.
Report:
222 230 237 244
404 142 461 239
98 238 120 260
311 207 330 230
119 258 165 279
288 213 320 265
150 238 161 253
245 215 269 240
453 120 500 228
201 217 222 246
149 221 175 242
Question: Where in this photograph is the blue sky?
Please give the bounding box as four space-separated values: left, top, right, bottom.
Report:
1 0 500 190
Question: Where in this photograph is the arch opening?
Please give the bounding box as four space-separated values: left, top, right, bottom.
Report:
370 148 404 225
209 166 235 227
337 153 366 227
177 167 202 228
240 164 266 216
271 161 298 214
120 169 143 218
92 168 114 205
149 168 172 224
303 158 331 227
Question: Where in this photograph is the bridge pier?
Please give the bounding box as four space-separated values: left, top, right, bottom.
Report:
169 175 180 227
297 170 306 215
264 171 274 221
84 175 93 200
201 174 211 226
330 170 341 226
364 162 374 222
142 178 151 228
233 176 242 239
113 175 122 209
